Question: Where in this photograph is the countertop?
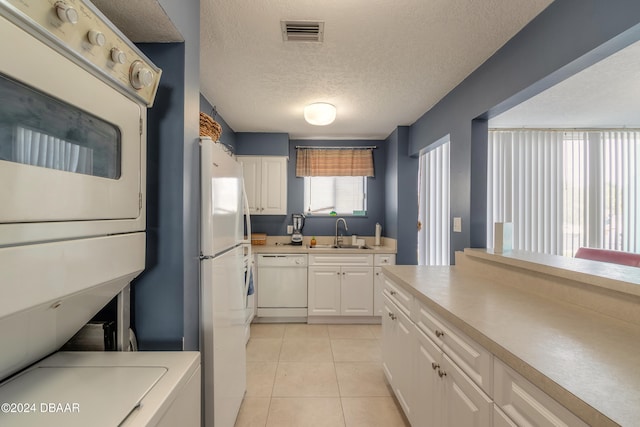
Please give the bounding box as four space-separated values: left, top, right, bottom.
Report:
250 236 397 255
382 256 640 426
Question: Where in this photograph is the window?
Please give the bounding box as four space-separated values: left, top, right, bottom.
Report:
488 129 640 256
417 140 450 265
303 176 367 215
0 73 121 179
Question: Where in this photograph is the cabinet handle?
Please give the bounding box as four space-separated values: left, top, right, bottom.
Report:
337 272 340 275
438 369 447 378
390 290 397 296
376 272 379 276
390 314 397 320
435 330 445 338
431 362 440 371
342 272 346 275
388 312 393 318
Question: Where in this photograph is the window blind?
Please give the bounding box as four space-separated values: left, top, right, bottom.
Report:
295 148 374 177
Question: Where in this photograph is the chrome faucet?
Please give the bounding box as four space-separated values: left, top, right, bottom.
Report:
335 217 348 247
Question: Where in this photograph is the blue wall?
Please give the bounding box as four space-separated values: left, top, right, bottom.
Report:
133 42 185 350
132 0 201 351
384 127 418 265
237 133 288 156
407 0 640 262
200 93 237 151
248 138 386 239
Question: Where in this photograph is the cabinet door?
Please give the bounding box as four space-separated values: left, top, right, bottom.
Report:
383 295 413 420
260 157 287 214
238 156 260 214
373 267 384 316
308 266 341 316
341 266 373 315
442 353 492 427
413 325 444 427
394 304 414 420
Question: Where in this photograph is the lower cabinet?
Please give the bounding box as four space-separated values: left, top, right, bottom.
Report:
308 265 373 316
382 295 413 419
412 315 492 426
382 273 586 427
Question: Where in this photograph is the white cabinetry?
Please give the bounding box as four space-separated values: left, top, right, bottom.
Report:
493 359 588 427
382 295 414 420
308 254 374 317
237 156 287 215
374 254 396 316
381 272 589 427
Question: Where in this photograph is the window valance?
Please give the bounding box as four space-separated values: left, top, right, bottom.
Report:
295 147 375 177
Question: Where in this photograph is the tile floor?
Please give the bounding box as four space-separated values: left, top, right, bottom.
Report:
235 323 410 427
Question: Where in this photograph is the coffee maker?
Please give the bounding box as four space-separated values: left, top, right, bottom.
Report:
291 213 305 245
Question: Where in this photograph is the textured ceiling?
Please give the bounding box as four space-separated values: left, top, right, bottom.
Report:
490 39 640 129
200 0 553 139
91 0 182 43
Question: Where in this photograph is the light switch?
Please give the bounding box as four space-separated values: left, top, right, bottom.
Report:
453 217 462 233
287 225 293 234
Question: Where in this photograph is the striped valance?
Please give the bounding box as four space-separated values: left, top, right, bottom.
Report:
295 147 374 177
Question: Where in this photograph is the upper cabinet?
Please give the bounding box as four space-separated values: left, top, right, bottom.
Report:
238 156 287 215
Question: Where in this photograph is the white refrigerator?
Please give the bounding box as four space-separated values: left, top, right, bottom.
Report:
200 137 250 427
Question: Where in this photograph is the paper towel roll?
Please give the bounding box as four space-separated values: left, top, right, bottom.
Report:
374 223 382 246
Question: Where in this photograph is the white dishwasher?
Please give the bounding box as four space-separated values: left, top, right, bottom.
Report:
257 254 308 320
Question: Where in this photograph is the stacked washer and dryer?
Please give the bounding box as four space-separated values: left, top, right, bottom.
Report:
0 1 200 426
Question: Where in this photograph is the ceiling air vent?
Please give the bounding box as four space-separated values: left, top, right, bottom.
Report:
281 21 324 42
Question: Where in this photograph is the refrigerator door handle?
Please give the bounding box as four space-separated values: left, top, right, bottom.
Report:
242 181 252 298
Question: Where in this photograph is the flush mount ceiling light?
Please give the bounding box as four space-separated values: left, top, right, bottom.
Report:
304 102 336 126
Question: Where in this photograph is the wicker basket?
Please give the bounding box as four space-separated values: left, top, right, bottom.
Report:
199 112 223 141
251 233 267 245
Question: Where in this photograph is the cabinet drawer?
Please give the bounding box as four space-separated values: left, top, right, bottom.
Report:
374 254 396 266
309 253 373 266
413 298 493 395
382 275 412 316
494 359 588 427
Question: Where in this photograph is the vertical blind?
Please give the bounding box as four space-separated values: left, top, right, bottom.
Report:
488 129 640 257
487 131 564 255
418 141 450 266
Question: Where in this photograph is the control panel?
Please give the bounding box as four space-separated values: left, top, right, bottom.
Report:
0 0 161 106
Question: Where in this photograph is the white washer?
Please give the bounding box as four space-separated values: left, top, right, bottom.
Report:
0 352 200 427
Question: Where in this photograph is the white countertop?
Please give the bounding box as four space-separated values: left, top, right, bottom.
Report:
382 256 640 427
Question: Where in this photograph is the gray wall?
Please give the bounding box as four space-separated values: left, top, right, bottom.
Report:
247 138 386 239
132 0 200 351
407 0 640 262
237 133 289 156
384 127 418 265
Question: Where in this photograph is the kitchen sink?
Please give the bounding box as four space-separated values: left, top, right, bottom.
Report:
308 244 372 250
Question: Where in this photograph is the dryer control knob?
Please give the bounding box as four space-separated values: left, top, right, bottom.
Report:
55 2 79 24
87 30 106 47
111 48 127 64
130 61 154 89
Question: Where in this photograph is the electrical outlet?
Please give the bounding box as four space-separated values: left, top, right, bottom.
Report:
287 225 293 234
453 217 462 233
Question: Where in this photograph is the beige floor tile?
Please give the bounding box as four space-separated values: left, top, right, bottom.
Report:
279 338 333 362
331 339 381 362
335 362 391 397
341 397 410 427
266 397 345 427
272 362 339 397
251 323 286 339
284 323 329 339
247 338 282 362
246 361 277 397
234 397 270 427
328 325 375 339
367 324 382 339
